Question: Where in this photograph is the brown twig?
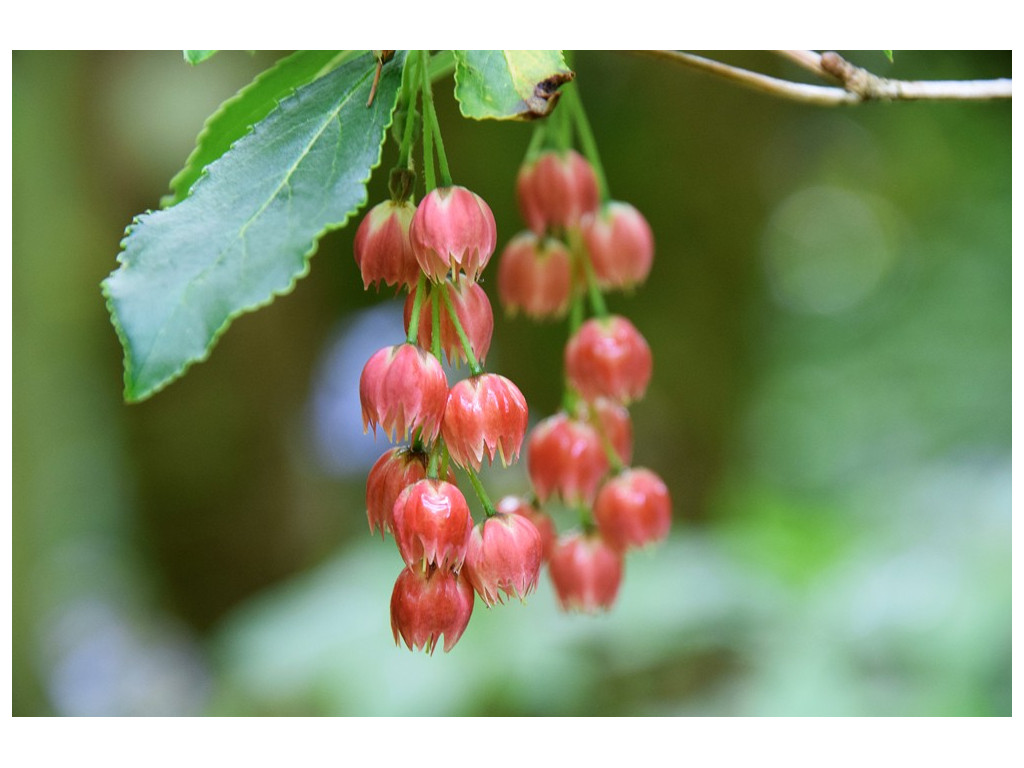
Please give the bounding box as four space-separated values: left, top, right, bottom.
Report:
645 50 1011 105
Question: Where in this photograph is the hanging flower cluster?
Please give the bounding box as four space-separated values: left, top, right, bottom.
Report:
495 85 671 613
354 51 671 654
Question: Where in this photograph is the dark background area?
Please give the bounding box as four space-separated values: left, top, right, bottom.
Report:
12 50 1011 715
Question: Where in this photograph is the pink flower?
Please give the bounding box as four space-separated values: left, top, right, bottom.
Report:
527 413 609 506
565 316 652 404
581 201 654 290
365 448 454 538
410 186 497 282
353 199 420 291
496 496 557 563
594 468 672 552
403 279 493 367
497 231 573 319
359 344 448 443
392 479 474 571
516 149 600 235
548 531 624 613
463 513 543 606
390 566 475 654
442 374 529 470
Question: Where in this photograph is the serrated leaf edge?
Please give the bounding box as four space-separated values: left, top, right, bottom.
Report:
103 52 405 402
165 50 358 207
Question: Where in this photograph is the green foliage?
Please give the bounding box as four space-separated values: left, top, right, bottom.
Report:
184 50 218 65
165 50 348 206
453 50 573 120
103 51 407 402
884 50 895 62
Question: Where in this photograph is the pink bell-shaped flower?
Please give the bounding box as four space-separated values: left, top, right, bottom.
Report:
390 565 475 654
565 316 652 404
365 448 455 538
526 413 609 506
581 201 654 290
442 373 529 470
403 280 493 366
547 531 624 613
496 496 557 562
353 199 420 291
497 231 573 319
516 149 600 235
410 185 497 282
359 343 448 443
463 512 543 606
392 478 474 571
594 468 672 552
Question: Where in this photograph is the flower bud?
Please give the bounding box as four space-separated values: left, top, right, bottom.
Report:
353 199 420 291
527 413 609 506
516 149 600 235
410 186 497 282
392 479 474 571
548 531 624 613
403 280 493 366
390 565 475 654
359 343 448 442
463 513 543 606
497 231 573 319
581 201 654 290
594 468 672 552
442 374 529 470
565 316 652 404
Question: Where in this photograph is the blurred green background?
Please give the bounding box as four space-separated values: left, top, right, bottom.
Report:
12 51 1011 716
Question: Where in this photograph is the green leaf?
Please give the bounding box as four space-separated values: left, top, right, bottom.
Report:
103 50 407 402
883 50 894 62
165 50 349 206
184 50 218 65
452 50 574 121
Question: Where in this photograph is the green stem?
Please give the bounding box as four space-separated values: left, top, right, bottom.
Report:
524 121 547 164
395 54 420 173
406 275 428 344
439 283 483 375
586 402 626 474
426 444 441 479
564 81 610 201
569 227 608 318
464 465 497 518
430 286 443 361
419 50 452 188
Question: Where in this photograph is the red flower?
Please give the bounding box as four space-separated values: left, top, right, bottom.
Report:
548 531 624 613
404 279 493 366
442 374 529 470
497 231 573 319
392 479 474 571
516 149 600 235
410 186 497 282
496 496 557 563
359 343 448 443
565 316 652 404
594 468 672 552
581 201 654 290
365 448 455 538
463 513 543 606
527 413 609 506
390 566 475 654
